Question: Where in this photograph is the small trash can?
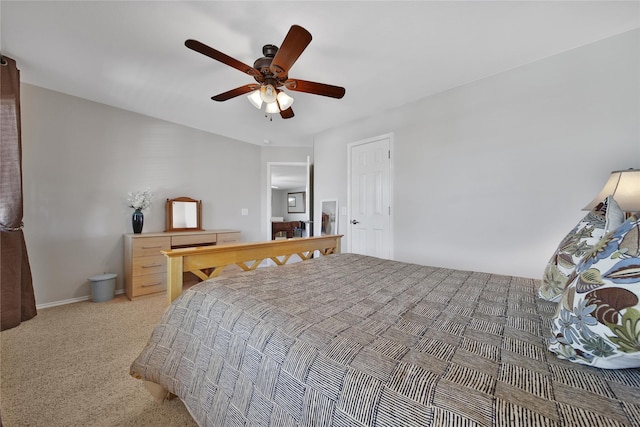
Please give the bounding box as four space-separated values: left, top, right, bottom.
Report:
89 273 117 302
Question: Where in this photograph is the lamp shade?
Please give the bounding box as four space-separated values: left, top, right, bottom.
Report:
265 102 280 114
276 91 294 110
583 169 640 212
260 84 277 103
247 90 263 109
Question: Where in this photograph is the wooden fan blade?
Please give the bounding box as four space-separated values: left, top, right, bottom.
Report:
185 39 262 80
270 25 312 77
280 107 294 119
211 84 260 102
285 79 345 99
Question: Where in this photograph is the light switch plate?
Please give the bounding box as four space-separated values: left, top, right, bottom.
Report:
241 208 249 216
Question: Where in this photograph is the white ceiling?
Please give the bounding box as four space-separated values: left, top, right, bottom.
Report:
1 1 638 147
270 164 308 190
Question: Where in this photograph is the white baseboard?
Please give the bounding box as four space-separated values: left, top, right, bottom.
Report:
36 289 125 310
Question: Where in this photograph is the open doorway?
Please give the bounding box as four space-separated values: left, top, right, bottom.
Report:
266 157 312 241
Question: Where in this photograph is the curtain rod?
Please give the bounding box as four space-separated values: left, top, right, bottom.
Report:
0 54 8 66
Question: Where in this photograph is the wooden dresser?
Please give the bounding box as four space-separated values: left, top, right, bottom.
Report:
123 229 240 300
271 221 302 240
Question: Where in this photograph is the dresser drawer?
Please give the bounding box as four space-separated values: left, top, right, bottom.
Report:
171 233 217 247
132 254 166 276
132 237 171 257
131 273 166 296
217 232 241 245
125 230 240 300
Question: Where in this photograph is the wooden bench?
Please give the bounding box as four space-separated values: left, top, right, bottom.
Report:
162 235 343 303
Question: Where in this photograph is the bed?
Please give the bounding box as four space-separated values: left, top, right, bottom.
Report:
130 245 640 426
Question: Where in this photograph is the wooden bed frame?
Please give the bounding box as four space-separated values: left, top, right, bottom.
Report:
162 235 343 303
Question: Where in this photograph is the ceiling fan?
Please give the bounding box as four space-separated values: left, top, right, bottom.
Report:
185 25 345 119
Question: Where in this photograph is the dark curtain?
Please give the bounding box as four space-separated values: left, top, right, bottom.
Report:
1 55 36 331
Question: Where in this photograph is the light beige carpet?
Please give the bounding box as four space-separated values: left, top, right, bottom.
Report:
1 293 197 426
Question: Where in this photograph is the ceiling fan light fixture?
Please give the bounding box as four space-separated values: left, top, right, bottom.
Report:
265 101 280 114
276 91 294 110
260 84 277 104
247 90 263 109
187 25 345 119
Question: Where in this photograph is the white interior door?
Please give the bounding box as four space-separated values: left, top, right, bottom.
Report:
348 134 392 258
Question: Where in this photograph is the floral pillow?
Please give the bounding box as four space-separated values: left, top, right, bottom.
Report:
538 196 624 302
548 213 640 369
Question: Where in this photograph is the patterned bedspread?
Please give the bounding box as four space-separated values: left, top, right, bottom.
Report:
130 253 640 426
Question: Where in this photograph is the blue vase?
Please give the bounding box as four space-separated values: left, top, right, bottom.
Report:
132 209 144 234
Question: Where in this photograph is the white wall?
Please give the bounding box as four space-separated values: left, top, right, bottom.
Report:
21 85 266 305
271 190 288 218
314 29 640 280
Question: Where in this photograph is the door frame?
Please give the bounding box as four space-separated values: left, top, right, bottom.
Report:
266 159 312 241
347 133 394 258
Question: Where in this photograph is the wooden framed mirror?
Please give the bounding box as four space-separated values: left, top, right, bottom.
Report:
166 197 202 232
287 192 306 213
